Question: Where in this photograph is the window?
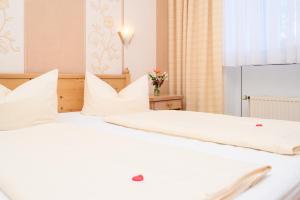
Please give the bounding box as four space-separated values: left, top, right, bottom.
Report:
223 0 300 66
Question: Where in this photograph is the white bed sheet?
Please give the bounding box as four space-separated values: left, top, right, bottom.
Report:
1 112 300 200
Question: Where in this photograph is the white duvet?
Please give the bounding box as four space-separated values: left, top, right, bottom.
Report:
0 116 270 200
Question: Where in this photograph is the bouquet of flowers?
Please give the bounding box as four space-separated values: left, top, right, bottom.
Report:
148 68 168 96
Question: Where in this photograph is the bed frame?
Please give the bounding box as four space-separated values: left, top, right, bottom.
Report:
0 69 131 113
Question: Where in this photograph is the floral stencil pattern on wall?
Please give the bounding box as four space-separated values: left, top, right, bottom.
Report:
86 0 122 74
0 0 19 54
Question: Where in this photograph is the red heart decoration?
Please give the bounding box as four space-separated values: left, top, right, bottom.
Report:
132 175 144 182
256 124 263 127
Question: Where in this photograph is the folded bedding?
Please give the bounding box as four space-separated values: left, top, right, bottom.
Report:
104 110 300 155
0 123 270 200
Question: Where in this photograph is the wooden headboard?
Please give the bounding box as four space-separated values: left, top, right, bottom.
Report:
0 69 131 113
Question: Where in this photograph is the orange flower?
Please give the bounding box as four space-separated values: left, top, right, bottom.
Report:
154 67 160 74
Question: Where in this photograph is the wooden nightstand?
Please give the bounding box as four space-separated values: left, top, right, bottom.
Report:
149 95 184 110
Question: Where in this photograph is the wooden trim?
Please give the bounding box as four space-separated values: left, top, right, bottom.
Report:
0 69 131 113
0 73 128 79
121 0 125 71
149 95 183 102
83 0 86 70
123 68 131 85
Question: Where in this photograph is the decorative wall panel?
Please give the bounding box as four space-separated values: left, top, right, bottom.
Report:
0 0 24 72
86 0 122 74
25 0 85 73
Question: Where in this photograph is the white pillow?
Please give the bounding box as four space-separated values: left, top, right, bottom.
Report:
0 70 58 130
82 72 149 116
0 85 10 97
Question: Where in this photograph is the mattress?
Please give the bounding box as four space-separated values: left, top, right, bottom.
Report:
0 112 299 200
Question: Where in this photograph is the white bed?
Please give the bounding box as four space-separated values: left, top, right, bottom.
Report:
0 112 299 200
58 112 300 200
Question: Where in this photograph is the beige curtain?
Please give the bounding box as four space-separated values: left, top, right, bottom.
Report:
168 0 223 113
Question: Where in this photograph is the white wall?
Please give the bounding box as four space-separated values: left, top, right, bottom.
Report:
124 0 156 80
224 66 241 116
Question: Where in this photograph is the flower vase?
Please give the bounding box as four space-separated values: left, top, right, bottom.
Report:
154 86 160 96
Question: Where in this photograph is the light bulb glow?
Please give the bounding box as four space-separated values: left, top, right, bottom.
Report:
118 26 134 45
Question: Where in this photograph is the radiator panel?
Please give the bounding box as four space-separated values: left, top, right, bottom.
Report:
249 96 300 121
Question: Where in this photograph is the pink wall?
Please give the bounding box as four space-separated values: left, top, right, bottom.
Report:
25 0 85 73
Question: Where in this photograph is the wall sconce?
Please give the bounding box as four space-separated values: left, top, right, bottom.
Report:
118 26 134 45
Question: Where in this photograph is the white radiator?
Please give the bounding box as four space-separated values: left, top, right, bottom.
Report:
249 96 300 121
